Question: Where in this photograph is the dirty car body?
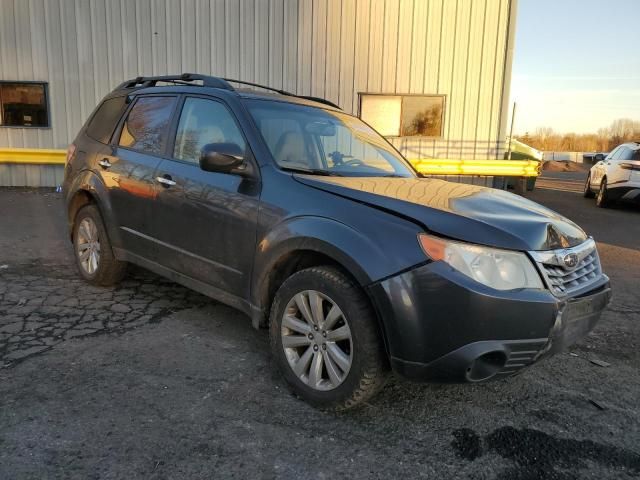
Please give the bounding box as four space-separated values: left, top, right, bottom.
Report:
62 74 611 409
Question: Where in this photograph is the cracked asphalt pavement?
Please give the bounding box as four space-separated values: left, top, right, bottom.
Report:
1 179 639 479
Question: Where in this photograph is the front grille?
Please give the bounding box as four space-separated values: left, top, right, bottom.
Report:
530 239 602 297
542 249 601 295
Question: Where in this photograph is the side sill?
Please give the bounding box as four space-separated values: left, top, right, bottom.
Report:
114 247 256 321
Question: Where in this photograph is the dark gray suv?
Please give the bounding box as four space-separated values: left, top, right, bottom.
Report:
63 74 611 410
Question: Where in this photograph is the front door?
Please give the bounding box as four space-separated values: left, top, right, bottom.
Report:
592 147 622 188
150 96 261 298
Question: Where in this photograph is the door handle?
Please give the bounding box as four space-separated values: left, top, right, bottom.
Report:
98 158 112 169
156 175 176 187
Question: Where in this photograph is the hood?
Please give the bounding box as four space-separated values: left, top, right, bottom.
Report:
294 176 587 251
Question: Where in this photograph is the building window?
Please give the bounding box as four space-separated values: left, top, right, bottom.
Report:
0 82 49 127
359 94 445 138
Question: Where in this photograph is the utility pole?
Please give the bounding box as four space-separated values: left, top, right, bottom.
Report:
507 101 517 160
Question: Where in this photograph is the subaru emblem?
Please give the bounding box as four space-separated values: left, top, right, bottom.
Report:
563 253 579 269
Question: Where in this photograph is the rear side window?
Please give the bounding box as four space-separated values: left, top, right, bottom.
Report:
85 96 127 144
119 96 177 155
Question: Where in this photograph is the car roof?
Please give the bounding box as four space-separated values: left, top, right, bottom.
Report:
107 74 341 111
235 89 341 111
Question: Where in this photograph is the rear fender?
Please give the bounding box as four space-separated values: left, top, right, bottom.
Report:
65 170 122 248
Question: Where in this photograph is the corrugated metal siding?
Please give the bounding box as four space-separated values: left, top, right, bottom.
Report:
0 0 514 186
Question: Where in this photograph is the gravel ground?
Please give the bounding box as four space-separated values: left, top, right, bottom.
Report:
0 182 639 479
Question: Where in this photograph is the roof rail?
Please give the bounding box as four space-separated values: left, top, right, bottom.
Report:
115 73 341 109
222 78 289 96
296 95 341 110
223 78 341 109
115 73 233 91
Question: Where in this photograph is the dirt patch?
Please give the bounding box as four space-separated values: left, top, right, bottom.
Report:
452 427 640 479
542 161 589 172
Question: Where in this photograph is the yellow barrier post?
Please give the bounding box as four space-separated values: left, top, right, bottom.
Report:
409 158 540 177
0 149 540 178
0 148 67 165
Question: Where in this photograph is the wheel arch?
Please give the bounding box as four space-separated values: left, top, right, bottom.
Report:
67 190 96 237
257 246 391 355
65 170 121 247
250 216 417 353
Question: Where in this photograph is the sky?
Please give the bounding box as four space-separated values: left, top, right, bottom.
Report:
510 0 640 135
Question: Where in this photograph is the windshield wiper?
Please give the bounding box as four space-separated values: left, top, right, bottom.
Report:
280 166 343 176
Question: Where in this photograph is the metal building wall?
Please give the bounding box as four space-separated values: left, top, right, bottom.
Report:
0 0 514 161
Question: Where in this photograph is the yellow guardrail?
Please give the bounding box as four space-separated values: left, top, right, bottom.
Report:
0 148 540 177
409 158 540 177
0 148 66 165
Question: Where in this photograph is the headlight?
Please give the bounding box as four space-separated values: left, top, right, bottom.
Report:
418 233 543 290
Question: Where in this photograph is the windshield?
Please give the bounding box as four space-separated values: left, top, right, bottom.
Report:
245 99 416 177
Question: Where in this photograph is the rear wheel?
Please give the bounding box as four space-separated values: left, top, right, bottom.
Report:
583 174 595 198
270 266 388 411
73 204 127 286
596 177 610 208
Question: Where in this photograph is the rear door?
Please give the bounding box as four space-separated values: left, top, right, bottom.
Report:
593 147 619 187
149 95 261 298
627 148 640 184
105 95 178 257
613 146 640 185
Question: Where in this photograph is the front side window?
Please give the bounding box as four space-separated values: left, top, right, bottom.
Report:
0 82 49 127
246 99 415 177
606 147 620 160
119 96 177 155
173 97 246 164
611 147 626 160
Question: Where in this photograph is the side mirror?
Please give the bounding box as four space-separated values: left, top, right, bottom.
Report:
199 143 245 174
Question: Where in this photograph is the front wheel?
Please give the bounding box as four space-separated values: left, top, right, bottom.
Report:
584 174 595 198
269 266 388 411
596 177 610 208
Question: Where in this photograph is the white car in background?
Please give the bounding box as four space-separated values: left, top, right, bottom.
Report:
584 142 640 207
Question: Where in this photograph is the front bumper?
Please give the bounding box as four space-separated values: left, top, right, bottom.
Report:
368 261 611 383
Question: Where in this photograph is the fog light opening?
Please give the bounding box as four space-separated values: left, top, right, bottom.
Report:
466 351 507 382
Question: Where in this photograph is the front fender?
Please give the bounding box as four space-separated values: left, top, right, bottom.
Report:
64 169 122 248
250 215 425 308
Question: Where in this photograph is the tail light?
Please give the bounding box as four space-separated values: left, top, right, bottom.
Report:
66 143 77 165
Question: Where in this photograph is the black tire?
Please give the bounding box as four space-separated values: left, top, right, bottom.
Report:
269 266 388 411
72 204 127 286
584 174 595 198
596 177 610 208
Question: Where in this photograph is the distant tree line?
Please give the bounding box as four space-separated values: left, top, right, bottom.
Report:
515 118 640 152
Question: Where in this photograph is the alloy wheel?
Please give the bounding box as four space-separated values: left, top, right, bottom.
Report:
76 217 101 275
281 290 353 391
597 178 608 206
